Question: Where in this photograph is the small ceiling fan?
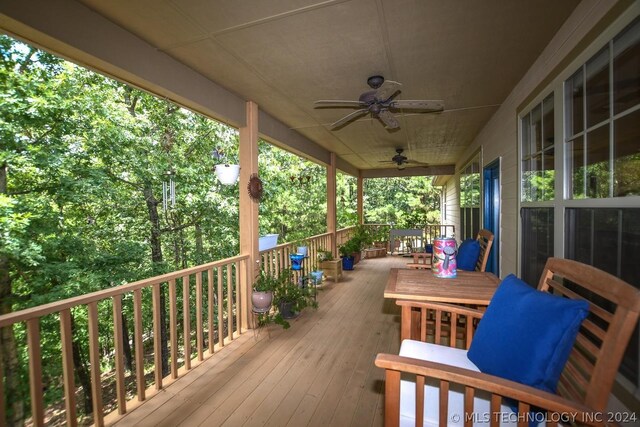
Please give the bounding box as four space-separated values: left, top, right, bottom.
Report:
379 148 426 170
314 75 444 130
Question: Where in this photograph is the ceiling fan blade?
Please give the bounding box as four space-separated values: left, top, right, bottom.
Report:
374 80 402 101
390 100 444 111
329 109 368 129
378 110 400 129
314 100 364 108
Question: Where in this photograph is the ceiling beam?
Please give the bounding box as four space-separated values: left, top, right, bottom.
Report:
361 165 455 179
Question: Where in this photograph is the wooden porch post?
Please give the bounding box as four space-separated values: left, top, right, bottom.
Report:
327 152 337 257
357 171 363 225
239 101 259 330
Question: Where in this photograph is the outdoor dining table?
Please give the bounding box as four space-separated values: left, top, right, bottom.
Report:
384 268 501 341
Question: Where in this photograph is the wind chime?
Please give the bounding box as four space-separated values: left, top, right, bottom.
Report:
162 170 176 212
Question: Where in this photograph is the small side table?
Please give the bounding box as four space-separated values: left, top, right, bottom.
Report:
319 259 342 283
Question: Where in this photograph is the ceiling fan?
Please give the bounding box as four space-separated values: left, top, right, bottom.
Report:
379 148 425 170
314 75 444 130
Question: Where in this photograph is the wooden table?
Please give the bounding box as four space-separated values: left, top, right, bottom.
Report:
385 268 501 343
384 268 500 305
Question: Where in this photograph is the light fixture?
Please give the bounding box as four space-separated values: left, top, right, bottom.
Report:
397 163 406 170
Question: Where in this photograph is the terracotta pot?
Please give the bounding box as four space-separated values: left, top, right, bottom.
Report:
252 291 273 313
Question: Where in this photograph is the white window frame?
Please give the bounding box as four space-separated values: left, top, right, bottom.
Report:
518 5 640 394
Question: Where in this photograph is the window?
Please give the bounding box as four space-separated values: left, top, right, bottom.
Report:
520 208 554 287
565 18 640 199
459 156 480 240
565 208 640 385
521 94 555 201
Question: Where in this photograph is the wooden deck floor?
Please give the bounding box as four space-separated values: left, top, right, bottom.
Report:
111 256 405 427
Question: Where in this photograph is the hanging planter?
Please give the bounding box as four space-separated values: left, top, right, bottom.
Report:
289 253 305 271
215 164 240 185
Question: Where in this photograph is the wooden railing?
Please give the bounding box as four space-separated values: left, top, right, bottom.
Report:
335 226 356 248
0 255 250 427
259 232 333 277
390 224 455 254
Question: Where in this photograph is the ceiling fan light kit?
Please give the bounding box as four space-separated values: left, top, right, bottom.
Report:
314 75 444 130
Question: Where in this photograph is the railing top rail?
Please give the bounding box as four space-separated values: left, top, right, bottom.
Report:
0 253 250 327
336 226 356 232
301 231 332 241
259 232 332 254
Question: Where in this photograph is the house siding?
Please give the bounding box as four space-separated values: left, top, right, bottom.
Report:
441 0 631 278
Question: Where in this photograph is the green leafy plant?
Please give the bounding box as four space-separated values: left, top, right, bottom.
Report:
339 239 358 257
253 271 278 292
257 268 317 329
317 249 333 262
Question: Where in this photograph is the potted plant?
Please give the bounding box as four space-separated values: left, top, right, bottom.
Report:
252 271 277 313
294 239 308 256
269 268 317 328
317 249 342 283
339 240 357 270
309 263 323 286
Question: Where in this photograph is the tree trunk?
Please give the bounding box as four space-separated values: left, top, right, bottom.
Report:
70 313 93 415
0 162 25 427
195 222 204 265
143 185 169 377
121 313 133 372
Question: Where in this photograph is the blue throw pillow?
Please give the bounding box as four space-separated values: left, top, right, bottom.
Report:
467 274 589 394
457 238 480 271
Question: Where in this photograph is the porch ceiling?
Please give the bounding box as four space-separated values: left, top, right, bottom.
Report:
76 0 579 171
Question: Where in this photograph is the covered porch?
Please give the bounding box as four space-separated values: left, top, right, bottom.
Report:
1 0 639 426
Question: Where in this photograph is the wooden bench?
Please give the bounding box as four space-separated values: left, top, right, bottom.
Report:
363 247 386 258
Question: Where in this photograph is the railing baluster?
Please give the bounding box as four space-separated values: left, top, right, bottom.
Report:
207 269 214 354
217 267 224 347
88 302 104 426
234 261 242 336
152 284 163 389
133 288 145 401
0 343 5 426
168 278 178 379
227 263 233 341
112 296 126 414
182 275 191 370
196 271 203 361
60 309 78 426
26 318 44 427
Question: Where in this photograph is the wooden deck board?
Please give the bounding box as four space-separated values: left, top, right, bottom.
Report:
110 256 404 427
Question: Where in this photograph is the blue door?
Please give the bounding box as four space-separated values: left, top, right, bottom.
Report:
483 159 500 275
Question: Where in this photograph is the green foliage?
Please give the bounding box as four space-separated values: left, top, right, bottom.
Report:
258 141 327 242
253 270 278 292
317 249 333 262
257 268 317 329
364 176 440 228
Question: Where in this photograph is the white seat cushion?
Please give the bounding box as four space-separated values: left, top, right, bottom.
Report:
398 340 547 426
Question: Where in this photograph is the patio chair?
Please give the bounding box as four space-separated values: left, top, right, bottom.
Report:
475 229 494 272
406 252 432 270
375 258 640 426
